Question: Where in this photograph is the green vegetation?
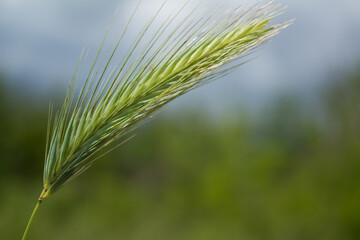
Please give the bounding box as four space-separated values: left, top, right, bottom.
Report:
0 65 359 239
17 2 290 239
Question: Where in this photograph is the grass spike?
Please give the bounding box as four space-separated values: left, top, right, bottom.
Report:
22 1 292 239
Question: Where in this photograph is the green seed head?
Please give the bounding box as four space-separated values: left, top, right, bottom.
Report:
42 1 291 198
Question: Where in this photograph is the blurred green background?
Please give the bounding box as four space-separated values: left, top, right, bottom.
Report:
1 66 360 239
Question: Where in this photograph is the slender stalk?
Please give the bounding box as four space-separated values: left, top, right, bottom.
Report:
21 191 44 240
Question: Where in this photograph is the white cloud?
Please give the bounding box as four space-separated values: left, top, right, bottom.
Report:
1 0 360 108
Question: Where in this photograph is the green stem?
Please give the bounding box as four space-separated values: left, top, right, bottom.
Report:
21 197 43 240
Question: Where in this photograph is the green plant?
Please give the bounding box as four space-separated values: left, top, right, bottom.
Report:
21 1 291 239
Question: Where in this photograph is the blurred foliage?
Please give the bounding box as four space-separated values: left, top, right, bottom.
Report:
0 67 359 240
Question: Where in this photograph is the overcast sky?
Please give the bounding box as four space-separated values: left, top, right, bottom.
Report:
1 0 360 112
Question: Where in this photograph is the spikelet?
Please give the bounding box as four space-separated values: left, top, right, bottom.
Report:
40 1 291 200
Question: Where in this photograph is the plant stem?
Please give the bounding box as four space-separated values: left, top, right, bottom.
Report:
21 196 43 240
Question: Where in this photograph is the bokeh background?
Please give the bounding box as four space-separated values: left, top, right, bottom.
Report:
1 0 360 239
